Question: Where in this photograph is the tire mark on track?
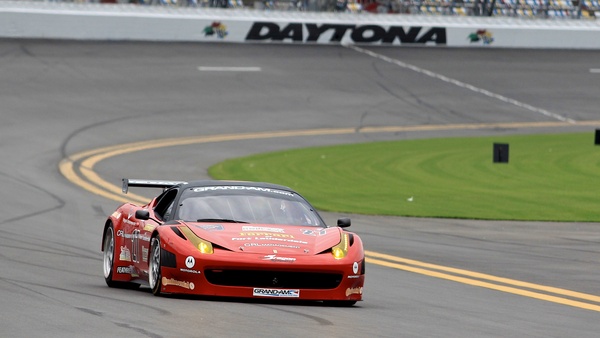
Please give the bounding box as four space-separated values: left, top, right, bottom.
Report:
348 45 576 123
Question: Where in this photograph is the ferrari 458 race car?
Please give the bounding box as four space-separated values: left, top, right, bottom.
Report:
102 179 365 306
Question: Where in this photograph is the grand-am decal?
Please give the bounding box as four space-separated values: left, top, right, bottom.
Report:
162 277 195 290
253 288 300 298
246 22 446 45
263 254 296 263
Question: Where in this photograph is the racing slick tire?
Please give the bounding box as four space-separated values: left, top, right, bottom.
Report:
149 235 163 296
103 224 139 289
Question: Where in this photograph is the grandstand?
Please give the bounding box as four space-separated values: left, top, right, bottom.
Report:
11 0 600 18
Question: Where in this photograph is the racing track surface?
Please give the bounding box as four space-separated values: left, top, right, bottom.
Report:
2 39 600 337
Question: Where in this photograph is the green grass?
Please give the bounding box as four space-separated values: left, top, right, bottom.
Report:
208 132 600 222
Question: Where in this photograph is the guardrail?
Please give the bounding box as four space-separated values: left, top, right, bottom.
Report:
1 1 599 48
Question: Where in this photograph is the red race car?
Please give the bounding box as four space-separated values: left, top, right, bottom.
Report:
102 179 365 306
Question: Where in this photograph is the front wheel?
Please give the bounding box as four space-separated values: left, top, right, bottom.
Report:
149 235 163 296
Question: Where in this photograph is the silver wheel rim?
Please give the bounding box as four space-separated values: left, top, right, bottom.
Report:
103 227 114 279
149 238 160 290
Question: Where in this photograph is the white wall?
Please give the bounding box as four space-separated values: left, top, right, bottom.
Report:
1 1 600 48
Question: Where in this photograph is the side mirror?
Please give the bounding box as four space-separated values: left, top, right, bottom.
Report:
135 209 150 220
337 218 351 228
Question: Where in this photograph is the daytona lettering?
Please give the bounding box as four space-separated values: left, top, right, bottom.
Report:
245 22 446 45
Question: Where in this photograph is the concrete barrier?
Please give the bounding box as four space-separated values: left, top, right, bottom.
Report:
1 1 600 48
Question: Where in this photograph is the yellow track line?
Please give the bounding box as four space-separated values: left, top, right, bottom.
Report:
365 257 600 312
59 122 600 311
365 250 600 304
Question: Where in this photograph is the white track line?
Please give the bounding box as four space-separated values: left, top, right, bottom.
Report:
347 45 575 124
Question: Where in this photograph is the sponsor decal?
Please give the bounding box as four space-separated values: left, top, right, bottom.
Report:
353 262 359 274
162 277 195 290
192 186 294 197
245 22 447 45
185 256 195 269
143 224 155 232
468 29 494 45
111 211 121 220
116 266 131 274
180 268 201 274
122 218 137 226
262 254 296 263
204 21 228 39
253 288 300 298
116 265 139 277
240 232 294 238
347 275 361 279
301 228 327 236
196 224 224 231
242 226 285 233
119 246 131 261
142 247 148 262
232 236 308 244
345 287 363 297
244 243 300 249
116 230 133 239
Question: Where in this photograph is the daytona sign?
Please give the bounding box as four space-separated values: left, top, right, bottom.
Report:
245 22 446 45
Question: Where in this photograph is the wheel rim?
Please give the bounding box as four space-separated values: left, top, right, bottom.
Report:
149 238 161 290
103 227 114 279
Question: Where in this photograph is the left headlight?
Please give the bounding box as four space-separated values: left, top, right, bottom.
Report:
180 226 214 254
331 233 349 259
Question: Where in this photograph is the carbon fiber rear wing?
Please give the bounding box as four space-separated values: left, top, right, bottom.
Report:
122 178 187 194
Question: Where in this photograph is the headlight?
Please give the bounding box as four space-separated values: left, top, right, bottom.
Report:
331 233 349 259
180 226 214 254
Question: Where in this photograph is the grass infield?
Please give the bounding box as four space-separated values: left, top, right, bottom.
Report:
208 132 600 222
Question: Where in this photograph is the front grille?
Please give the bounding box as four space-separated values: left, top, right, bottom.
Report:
205 269 343 289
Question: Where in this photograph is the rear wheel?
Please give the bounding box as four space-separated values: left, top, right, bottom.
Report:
149 235 163 296
103 225 139 289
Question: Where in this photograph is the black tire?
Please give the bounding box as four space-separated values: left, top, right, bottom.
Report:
103 225 139 289
149 235 163 296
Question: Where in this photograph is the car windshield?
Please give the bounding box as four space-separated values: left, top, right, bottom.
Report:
176 186 323 226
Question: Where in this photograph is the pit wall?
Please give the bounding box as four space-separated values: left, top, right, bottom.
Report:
1 2 600 48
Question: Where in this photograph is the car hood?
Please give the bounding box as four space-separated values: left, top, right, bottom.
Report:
181 222 343 255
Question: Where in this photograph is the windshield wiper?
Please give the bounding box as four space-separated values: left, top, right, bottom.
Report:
196 218 248 223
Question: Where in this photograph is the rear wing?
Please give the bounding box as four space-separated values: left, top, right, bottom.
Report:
122 178 187 194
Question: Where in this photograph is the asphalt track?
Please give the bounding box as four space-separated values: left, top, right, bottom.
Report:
2 39 600 337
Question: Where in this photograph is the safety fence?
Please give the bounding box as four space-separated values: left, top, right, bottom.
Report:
14 0 600 18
